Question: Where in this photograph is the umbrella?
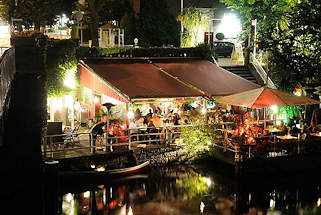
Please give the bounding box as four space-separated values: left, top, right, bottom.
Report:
215 87 320 109
215 87 320 129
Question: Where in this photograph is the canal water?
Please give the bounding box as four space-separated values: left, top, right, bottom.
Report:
59 163 321 215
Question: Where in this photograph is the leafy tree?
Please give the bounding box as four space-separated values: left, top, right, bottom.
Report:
76 0 99 47
76 0 132 47
178 7 209 47
120 11 137 45
0 0 63 30
269 0 321 90
97 0 132 24
220 0 321 90
136 0 180 47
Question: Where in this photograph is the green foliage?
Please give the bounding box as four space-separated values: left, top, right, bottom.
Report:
1 0 63 29
120 11 137 45
181 122 222 155
97 0 132 23
178 7 210 47
136 0 180 47
177 176 209 199
47 39 78 98
215 33 225 40
278 105 302 123
221 0 321 89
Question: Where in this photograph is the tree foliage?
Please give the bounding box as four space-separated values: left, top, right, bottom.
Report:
47 39 78 98
178 7 210 47
0 0 64 30
220 0 321 90
136 0 180 47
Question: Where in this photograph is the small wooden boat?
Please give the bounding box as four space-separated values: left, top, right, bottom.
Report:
107 161 150 175
60 161 150 178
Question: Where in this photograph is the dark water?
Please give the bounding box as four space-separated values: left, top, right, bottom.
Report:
58 164 321 215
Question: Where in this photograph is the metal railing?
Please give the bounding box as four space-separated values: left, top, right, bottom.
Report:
250 52 276 88
42 124 236 159
42 125 189 159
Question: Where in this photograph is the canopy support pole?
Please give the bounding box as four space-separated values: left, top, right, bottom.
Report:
264 108 267 130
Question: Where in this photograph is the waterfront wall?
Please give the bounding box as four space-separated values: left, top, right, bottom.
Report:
135 146 190 166
58 146 190 170
0 37 47 213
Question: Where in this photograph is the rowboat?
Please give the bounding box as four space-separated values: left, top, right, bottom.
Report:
107 161 150 175
60 161 150 178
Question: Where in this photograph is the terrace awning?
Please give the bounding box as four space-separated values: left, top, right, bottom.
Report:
81 59 204 101
80 58 260 103
154 59 259 96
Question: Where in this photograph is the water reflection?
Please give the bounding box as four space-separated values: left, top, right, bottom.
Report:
60 165 321 215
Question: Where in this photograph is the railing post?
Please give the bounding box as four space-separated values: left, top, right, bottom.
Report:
128 130 131 150
165 126 168 146
104 133 108 152
90 133 95 154
50 136 53 158
297 133 300 154
43 137 47 159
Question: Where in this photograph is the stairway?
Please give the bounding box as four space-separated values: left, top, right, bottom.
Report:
222 65 258 85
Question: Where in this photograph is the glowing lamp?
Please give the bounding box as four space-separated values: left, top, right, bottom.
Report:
94 96 100 103
127 110 134 119
251 19 257 26
66 193 73 203
201 107 207 115
270 105 278 113
83 191 90 199
200 201 205 213
96 166 105 172
294 88 302 96
202 177 212 186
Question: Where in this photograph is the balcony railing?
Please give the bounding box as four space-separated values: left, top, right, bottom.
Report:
250 52 276 88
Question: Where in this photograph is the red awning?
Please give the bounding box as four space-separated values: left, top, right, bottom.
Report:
82 59 204 100
155 59 259 96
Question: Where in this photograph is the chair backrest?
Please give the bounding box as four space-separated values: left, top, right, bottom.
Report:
72 124 80 133
300 133 307 141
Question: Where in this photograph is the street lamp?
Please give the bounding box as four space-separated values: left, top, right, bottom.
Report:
180 0 184 47
251 19 257 58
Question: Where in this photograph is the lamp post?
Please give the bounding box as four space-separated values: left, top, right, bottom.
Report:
180 0 184 47
251 19 257 58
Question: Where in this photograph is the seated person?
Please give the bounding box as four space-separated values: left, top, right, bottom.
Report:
147 120 159 143
277 120 287 133
129 120 138 142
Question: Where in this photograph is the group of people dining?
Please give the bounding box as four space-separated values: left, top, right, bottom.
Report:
127 104 196 144
92 102 202 146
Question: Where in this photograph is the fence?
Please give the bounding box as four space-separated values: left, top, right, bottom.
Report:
250 52 276 88
42 124 237 159
43 125 190 159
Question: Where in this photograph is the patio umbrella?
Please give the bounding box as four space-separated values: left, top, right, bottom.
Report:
215 87 320 109
215 87 320 129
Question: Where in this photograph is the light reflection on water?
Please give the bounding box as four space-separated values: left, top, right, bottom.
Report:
60 165 321 215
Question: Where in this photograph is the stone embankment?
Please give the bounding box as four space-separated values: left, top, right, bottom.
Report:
135 146 190 166
56 146 191 171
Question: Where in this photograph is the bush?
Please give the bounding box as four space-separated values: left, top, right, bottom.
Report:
215 33 224 40
181 122 223 155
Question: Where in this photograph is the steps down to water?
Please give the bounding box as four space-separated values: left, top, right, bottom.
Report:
222 66 258 85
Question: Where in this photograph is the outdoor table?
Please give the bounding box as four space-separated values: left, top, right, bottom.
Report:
310 132 321 137
268 128 283 133
277 135 298 140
